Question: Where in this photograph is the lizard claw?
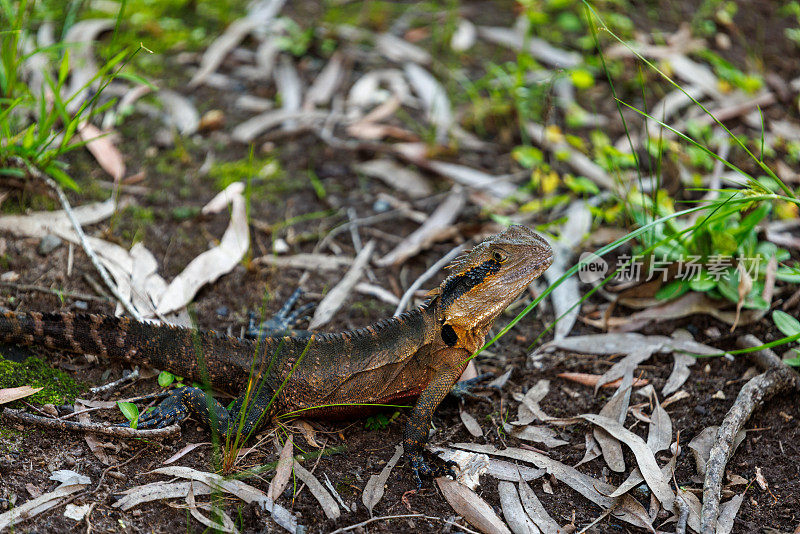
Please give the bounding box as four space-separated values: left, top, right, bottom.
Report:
449 372 496 401
130 389 190 429
409 452 458 489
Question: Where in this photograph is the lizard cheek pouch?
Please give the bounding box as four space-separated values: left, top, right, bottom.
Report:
441 324 458 347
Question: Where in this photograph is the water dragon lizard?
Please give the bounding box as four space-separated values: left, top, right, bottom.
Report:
0 225 553 485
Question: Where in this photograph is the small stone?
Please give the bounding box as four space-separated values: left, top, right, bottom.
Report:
694 405 708 415
154 128 174 148
41 404 58 417
273 238 289 255
373 199 391 213
711 390 726 400
215 306 229 317
38 234 62 255
73 300 88 311
199 109 225 131
0 271 19 282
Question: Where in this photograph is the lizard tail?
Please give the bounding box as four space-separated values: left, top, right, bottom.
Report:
0 310 253 386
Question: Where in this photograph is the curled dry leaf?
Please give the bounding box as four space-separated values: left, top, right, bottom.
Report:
477 25 580 68
274 56 302 128
512 379 552 425
304 52 344 109
362 444 403 517
157 182 249 315
574 431 602 468
0 470 90 531
594 348 653 393
114 481 212 511
497 481 539 534
451 19 477 52
189 0 286 87
436 477 512 534
292 461 341 520
403 63 452 144
517 477 561 534
504 424 567 448
376 33 431 65
146 466 297 533
309 240 375 329
159 90 200 136
375 188 465 267
716 493 745 534
79 123 125 181
688 426 718 478
453 443 654 532
164 443 210 465
580 414 674 510
663 353 696 396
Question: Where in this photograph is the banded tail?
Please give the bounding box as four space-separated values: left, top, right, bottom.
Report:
0 311 258 391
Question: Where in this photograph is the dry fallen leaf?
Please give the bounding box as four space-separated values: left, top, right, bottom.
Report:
292 461 340 520
157 182 249 315
0 470 90 531
460 408 484 438
268 435 294 503
517 477 561 534
79 123 125 181
557 372 649 389
309 241 375 329
497 481 539 534
436 477 512 534
362 444 403 517
0 386 43 405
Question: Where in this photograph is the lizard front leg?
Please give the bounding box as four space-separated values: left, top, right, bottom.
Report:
404 365 463 488
135 384 276 440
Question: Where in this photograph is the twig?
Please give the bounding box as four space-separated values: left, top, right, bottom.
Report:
1 407 180 438
394 244 466 316
329 514 427 534
700 335 800 533
89 367 140 395
0 281 112 304
12 157 142 321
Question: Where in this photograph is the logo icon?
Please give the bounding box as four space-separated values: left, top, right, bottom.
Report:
578 252 608 283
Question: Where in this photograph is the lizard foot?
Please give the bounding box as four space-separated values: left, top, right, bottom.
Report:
129 387 197 429
409 452 457 489
246 288 316 338
449 372 495 401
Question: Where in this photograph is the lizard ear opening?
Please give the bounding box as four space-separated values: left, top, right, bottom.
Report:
441 324 458 347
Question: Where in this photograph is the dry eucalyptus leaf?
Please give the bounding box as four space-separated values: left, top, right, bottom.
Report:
497 481 539 534
0 386 43 405
517 478 561 534
268 435 294 503
362 444 403 517
460 408 484 438
292 461 340 520
159 90 200 136
79 123 125 181
436 477 512 534
505 424 567 448
354 159 433 199
309 241 375 329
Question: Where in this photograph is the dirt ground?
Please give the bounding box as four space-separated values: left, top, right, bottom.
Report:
1 0 800 533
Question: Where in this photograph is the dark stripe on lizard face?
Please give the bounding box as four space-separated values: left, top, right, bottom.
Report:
439 258 502 311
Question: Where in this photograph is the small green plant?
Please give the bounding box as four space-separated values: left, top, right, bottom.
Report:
365 410 400 431
772 311 800 366
117 400 140 429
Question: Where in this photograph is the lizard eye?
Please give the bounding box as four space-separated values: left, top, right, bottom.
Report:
492 250 507 263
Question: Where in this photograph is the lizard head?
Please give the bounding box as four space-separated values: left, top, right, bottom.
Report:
434 225 553 349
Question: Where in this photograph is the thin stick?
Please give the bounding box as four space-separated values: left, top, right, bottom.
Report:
89 367 140 395
0 281 112 304
13 157 142 320
2 407 180 438
700 335 799 533
394 244 466 316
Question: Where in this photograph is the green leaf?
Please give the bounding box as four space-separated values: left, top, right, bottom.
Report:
158 371 175 388
117 401 139 427
656 279 690 301
689 270 717 292
773 310 800 337
776 266 800 283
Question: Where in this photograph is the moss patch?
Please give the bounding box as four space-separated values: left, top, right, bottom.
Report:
0 354 83 405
